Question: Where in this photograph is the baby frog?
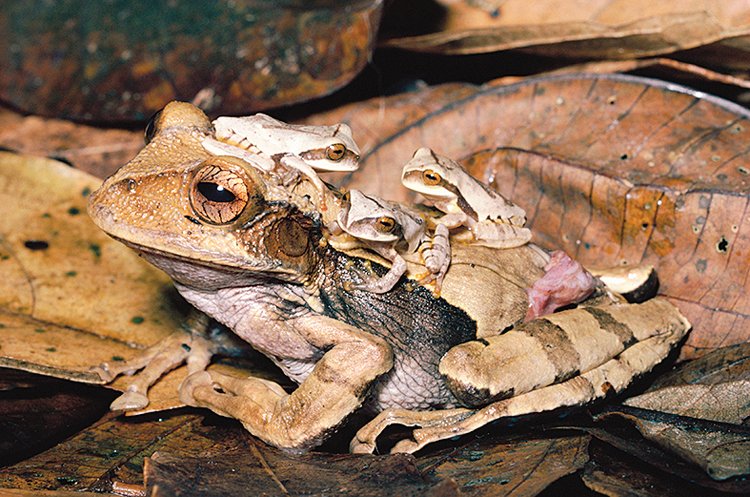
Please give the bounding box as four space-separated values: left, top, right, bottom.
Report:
202 113 361 210
401 148 531 248
330 190 448 294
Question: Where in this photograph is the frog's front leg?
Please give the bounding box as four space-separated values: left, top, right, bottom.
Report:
418 224 451 293
354 248 408 294
180 314 393 452
93 311 216 410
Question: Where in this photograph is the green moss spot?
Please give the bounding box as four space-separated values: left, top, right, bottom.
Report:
65 270 77 277
111 356 125 362
68 207 80 215
131 316 145 325
81 187 91 197
0 255 9 260
35 328 46 333
41 212 51 218
89 243 101 258
0 323 5 328
56 476 78 485
46 347 57 352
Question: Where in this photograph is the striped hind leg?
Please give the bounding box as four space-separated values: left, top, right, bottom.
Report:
350 298 689 454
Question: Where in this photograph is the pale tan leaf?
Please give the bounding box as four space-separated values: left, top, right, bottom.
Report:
383 0 750 67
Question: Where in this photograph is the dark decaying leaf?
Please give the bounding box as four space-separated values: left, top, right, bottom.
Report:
581 426 750 494
593 343 750 480
598 406 750 481
0 370 116 468
309 73 750 361
382 0 750 68
581 438 728 497
418 433 590 497
0 410 207 492
0 0 383 121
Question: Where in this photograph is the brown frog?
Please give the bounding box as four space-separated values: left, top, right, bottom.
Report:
87 102 690 454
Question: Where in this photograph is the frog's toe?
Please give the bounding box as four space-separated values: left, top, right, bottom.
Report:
179 371 214 407
390 438 421 454
110 390 149 411
91 364 116 383
349 437 377 454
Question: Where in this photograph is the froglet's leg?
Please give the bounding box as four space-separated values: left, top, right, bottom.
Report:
279 154 329 211
354 251 407 294
418 223 451 294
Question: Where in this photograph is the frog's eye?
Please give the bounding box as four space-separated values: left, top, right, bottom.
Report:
421 169 442 186
375 216 397 233
326 143 347 161
144 109 163 144
190 163 250 224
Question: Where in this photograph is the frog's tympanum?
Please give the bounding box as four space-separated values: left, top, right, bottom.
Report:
88 102 691 454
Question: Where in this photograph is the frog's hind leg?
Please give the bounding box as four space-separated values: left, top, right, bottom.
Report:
387 314 688 454
352 298 690 454
93 311 215 411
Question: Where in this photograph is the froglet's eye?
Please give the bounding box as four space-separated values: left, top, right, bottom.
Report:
190 163 250 224
421 169 442 186
375 216 397 233
326 143 347 161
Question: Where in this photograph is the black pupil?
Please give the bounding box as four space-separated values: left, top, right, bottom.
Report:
198 182 236 202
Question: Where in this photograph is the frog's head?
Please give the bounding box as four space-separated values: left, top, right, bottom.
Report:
88 101 321 289
401 147 460 201
337 190 403 244
214 114 361 172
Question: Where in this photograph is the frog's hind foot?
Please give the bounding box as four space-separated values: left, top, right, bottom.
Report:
418 223 451 295
350 407 473 454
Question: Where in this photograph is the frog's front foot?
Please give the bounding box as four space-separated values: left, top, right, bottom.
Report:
94 326 215 412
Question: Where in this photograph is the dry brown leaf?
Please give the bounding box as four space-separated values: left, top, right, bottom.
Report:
0 1 383 121
419 434 590 496
383 0 750 66
310 74 750 361
0 108 142 178
0 152 269 412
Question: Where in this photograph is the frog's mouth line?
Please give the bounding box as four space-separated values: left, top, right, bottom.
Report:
109 234 302 285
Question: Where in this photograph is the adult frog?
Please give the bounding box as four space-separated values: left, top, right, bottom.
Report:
88 102 690 454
